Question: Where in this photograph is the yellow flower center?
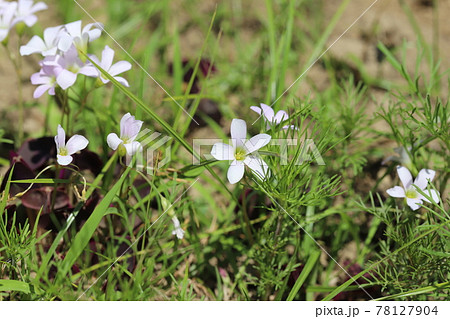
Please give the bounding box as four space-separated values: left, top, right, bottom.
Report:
59 146 68 156
235 147 246 161
118 144 127 157
405 188 418 199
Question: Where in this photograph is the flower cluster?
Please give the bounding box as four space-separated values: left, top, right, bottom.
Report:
0 0 47 42
20 19 131 98
55 113 143 167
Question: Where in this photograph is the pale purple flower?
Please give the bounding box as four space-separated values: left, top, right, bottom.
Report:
211 119 271 184
54 124 89 166
0 1 17 42
171 217 185 239
387 166 440 211
58 20 102 53
30 63 59 98
43 46 97 89
89 45 132 86
250 103 296 130
107 113 143 156
20 25 63 56
13 0 47 27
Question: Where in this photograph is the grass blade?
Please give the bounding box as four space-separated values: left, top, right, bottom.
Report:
286 250 320 301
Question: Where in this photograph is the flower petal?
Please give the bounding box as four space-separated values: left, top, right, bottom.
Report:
57 32 73 52
227 160 245 184
406 198 422 211
244 155 270 180
55 124 65 149
33 84 52 98
101 45 115 69
250 106 262 115
79 64 98 77
420 189 440 204
119 113 132 136
64 20 82 38
386 186 405 198
57 154 73 166
107 133 122 150
43 25 62 45
211 142 234 161
274 110 289 124
109 61 131 76
124 141 142 156
260 103 274 121
397 166 413 189
414 168 435 190
230 119 247 149
121 114 143 140
113 76 130 87
244 133 271 154
56 69 77 89
20 35 46 55
65 135 89 155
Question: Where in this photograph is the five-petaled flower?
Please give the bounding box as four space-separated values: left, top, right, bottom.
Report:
107 113 143 156
211 119 271 184
250 103 296 130
13 0 47 28
386 166 440 211
89 45 132 87
30 62 58 98
54 124 89 166
57 20 102 55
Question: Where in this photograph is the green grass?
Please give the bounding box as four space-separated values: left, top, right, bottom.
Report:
0 0 448 301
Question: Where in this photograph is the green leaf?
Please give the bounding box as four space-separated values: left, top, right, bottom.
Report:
0 280 30 293
57 166 132 279
286 250 320 301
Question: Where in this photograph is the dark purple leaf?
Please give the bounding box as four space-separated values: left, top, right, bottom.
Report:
21 186 70 214
17 137 55 170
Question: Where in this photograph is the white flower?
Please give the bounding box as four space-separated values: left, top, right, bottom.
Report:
54 124 89 166
42 46 97 89
171 217 185 239
107 113 143 156
250 103 296 130
57 20 102 53
0 1 17 42
20 25 63 56
387 166 440 211
89 45 132 86
210 119 271 184
13 0 47 27
30 63 58 98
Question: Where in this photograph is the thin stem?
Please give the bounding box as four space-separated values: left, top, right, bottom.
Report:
241 188 255 245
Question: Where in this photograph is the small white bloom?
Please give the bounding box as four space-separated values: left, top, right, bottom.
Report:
13 0 47 27
20 25 63 56
54 124 89 166
42 46 97 89
107 113 143 156
171 216 185 239
250 103 296 130
58 20 102 53
89 45 132 86
387 166 440 211
30 63 59 98
0 1 17 42
211 119 271 184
